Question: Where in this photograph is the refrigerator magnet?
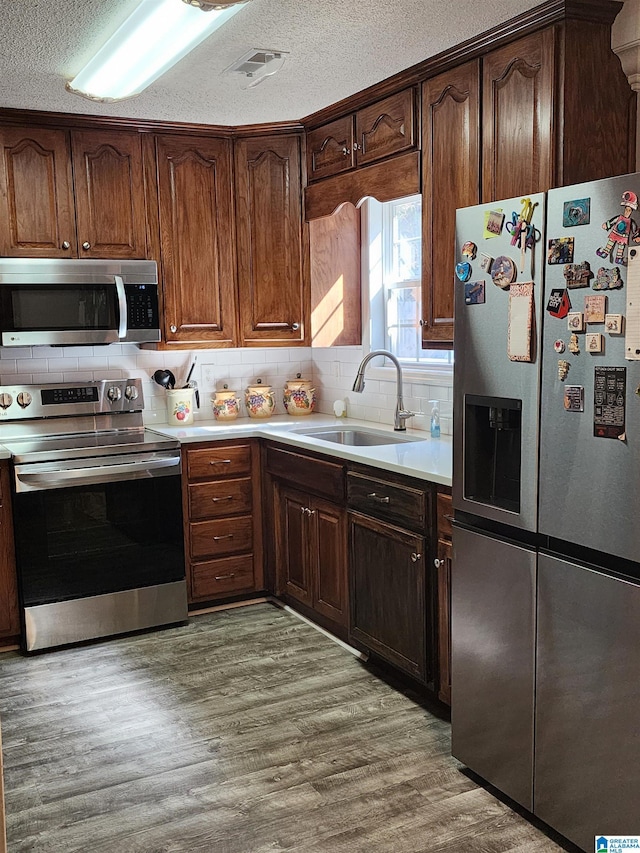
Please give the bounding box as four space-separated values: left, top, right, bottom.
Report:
594 366 626 439
547 288 571 318
563 385 584 412
562 198 590 227
586 333 604 353
567 312 584 332
569 333 580 354
554 339 566 354
490 255 517 289
557 360 570 380
484 209 504 238
563 261 592 288
508 283 534 361
585 294 607 323
462 241 477 260
595 190 639 266
455 261 472 282
605 314 623 334
464 281 485 305
547 237 575 265
594 267 623 290
480 253 493 272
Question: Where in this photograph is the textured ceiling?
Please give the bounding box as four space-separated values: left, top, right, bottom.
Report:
1 0 546 126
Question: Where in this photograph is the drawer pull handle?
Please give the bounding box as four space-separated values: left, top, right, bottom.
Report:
411 552 422 563
213 534 234 541
215 573 236 581
209 459 232 465
367 493 390 504
212 496 234 502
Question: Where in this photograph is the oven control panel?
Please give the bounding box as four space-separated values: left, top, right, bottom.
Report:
0 379 144 419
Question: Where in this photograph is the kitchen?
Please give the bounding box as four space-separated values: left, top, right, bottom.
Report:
0 0 638 850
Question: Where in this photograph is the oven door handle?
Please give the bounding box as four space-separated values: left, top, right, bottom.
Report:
14 455 180 492
114 275 128 340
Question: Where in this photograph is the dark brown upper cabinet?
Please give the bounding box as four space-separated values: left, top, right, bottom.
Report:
235 134 307 346
153 134 237 347
421 61 480 349
0 125 147 258
306 88 417 183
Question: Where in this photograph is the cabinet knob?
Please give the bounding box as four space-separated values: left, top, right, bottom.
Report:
419 319 426 327
82 241 91 250
434 557 442 568
341 147 349 156
61 241 71 250
411 552 422 563
353 142 362 151
290 322 300 331
170 324 177 333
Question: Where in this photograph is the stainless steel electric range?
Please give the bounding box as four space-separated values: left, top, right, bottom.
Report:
0 379 187 652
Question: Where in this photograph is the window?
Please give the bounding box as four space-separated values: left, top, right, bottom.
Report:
366 194 453 370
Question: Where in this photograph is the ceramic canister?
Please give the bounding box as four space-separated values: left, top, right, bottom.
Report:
212 389 240 421
245 384 275 419
283 378 316 416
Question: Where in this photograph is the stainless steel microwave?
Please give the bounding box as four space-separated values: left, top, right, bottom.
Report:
0 258 161 347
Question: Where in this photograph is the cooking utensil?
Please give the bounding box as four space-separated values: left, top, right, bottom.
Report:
182 357 197 388
152 369 176 390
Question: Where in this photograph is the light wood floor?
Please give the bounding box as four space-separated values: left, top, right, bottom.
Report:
0 603 574 852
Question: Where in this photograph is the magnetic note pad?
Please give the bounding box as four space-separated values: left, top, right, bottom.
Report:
625 247 640 359
508 283 534 362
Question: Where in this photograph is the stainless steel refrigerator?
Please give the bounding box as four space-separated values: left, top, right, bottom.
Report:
452 173 640 851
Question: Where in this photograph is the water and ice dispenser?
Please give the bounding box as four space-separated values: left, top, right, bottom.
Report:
464 395 522 513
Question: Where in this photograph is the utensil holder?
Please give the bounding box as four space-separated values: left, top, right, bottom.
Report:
166 388 196 425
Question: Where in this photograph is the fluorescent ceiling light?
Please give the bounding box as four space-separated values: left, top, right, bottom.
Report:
67 0 247 102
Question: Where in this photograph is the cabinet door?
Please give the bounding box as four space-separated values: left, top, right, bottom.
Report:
309 496 347 628
355 89 416 168
235 135 306 345
306 116 355 182
0 126 77 257
421 61 480 348
349 512 426 682
0 463 19 640
482 29 555 202
156 135 237 346
436 538 452 705
71 130 147 258
276 484 313 608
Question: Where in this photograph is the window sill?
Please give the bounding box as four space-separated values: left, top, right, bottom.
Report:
363 364 453 386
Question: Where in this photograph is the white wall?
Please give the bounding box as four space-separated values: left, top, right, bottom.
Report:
0 343 453 432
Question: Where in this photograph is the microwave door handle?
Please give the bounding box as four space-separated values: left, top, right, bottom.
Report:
114 275 128 340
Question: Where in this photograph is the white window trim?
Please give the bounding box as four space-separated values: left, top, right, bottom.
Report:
361 197 453 385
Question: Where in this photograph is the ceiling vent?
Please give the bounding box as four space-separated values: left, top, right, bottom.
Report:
224 48 288 88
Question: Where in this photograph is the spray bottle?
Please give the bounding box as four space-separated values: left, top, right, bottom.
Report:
429 399 441 439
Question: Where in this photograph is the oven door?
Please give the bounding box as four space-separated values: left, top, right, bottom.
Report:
12 453 186 650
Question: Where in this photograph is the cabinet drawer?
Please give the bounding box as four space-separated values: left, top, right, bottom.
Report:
190 516 253 560
265 444 344 502
347 472 426 531
189 478 252 520
191 555 256 600
186 445 251 480
437 491 453 541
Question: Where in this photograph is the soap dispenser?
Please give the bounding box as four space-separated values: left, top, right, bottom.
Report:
429 400 441 439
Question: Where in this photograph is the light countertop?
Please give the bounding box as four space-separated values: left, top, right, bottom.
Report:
148 414 452 487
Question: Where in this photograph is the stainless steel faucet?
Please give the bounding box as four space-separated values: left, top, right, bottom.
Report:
352 350 416 431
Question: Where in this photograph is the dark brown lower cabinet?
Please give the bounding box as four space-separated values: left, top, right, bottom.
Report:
275 482 348 632
349 512 427 683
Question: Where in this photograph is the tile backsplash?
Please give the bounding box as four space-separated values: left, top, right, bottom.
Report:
0 344 453 433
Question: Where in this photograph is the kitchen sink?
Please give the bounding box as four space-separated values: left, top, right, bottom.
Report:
294 427 425 446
